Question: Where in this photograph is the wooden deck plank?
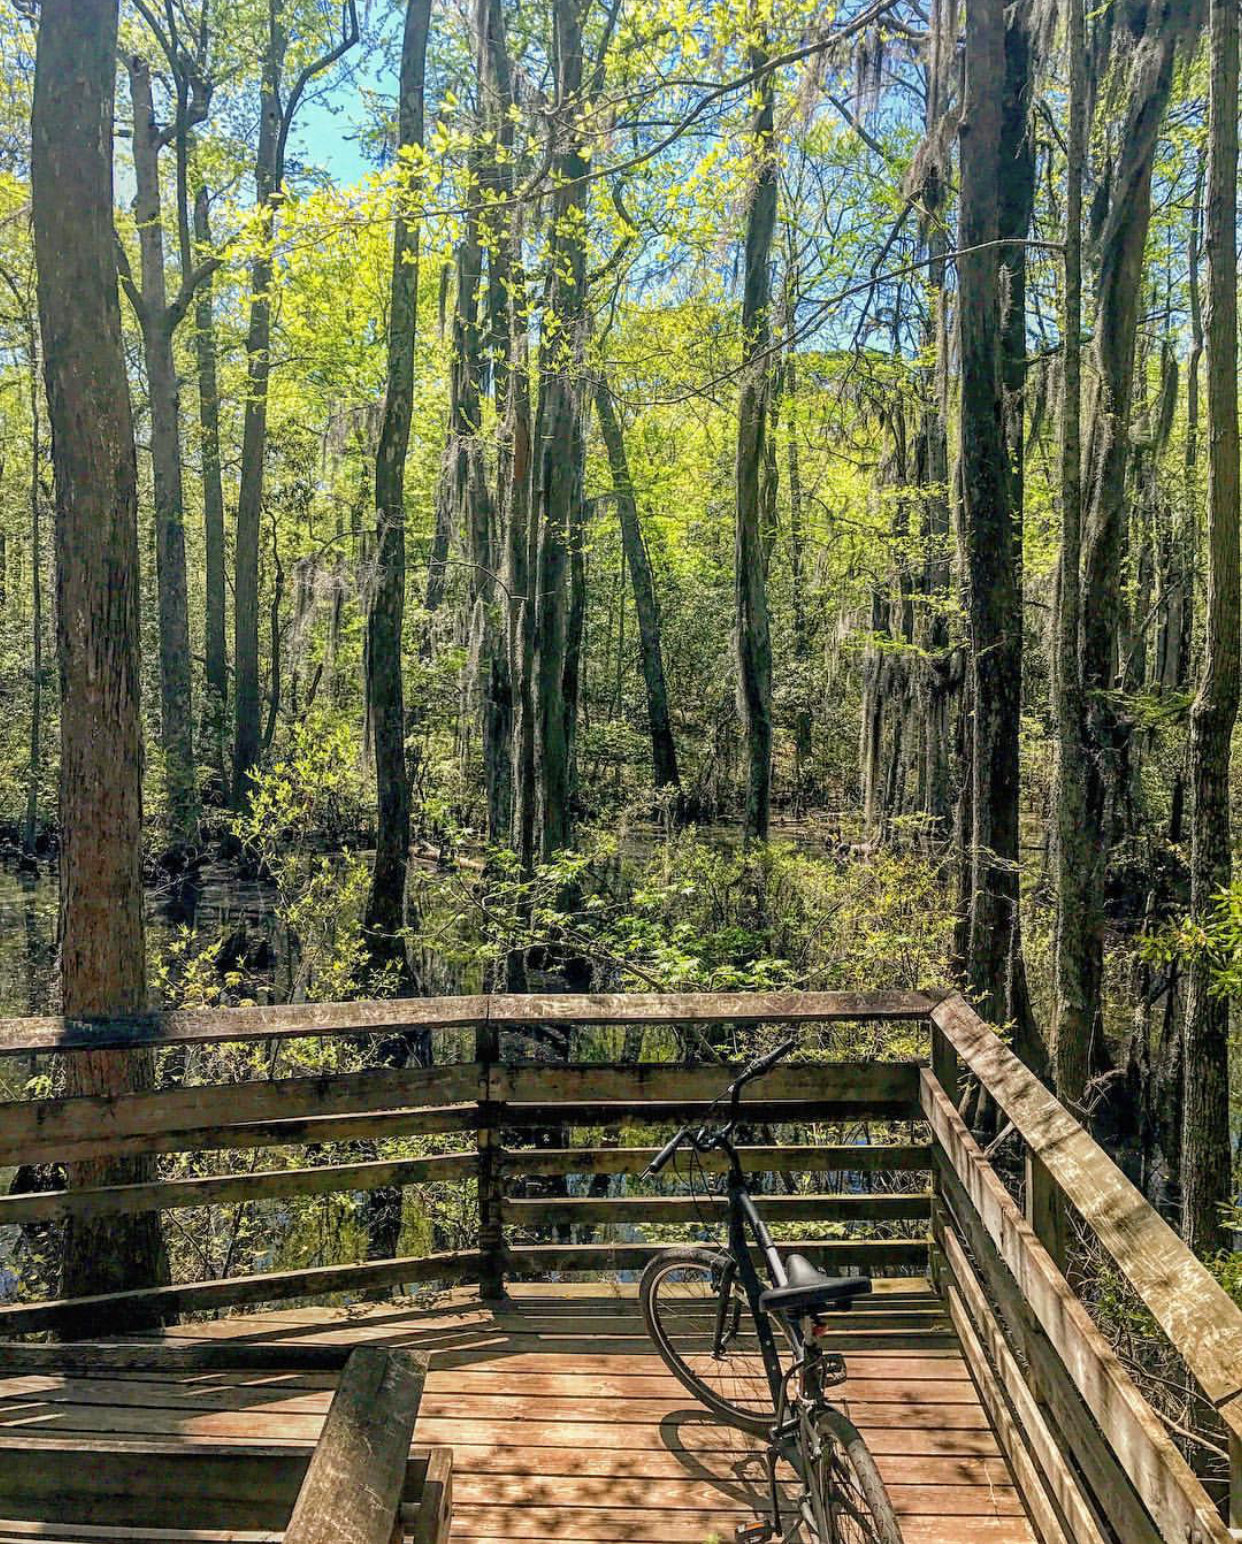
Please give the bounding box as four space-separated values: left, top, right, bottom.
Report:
447 1506 1035 1542
0 1284 1037 1544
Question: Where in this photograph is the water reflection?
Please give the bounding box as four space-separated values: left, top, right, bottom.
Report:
0 859 284 1016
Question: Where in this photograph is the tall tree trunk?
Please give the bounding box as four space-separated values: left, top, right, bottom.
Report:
508 265 537 879
594 374 680 798
1165 159 1205 857
784 329 813 803
232 0 358 805
365 0 431 970
532 0 588 860
1052 0 1091 1108
232 11 284 805
912 5 953 848
194 184 229 799
24 331 41 855
1181 0 1238 1256
477 0 517 845
127 55 197 847
734 44 777 843
1072 0 1203 1071
31 0 169 1321
959 0 1023 1036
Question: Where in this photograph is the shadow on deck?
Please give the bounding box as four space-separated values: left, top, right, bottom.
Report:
0 1282 1034 1544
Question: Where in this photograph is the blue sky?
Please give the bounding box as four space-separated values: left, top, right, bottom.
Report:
294 79 380 184
290 23 402 188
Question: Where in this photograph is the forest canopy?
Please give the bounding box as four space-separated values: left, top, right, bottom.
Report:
1 0 1240 1308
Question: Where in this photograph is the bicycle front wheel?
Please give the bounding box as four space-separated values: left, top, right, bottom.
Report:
640 1246 779 1435
801 1406 903 1544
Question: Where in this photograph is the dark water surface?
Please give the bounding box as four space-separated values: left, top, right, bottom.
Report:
0 860 283 1018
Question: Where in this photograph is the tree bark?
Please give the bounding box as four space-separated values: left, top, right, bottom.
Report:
911 8 953 848
24 329 41 855
1073 0 1204 1063
1181 0 1238 1257
783 326 813 802
232 11 283 804
194 184 229 798
233 0 358 805
1052 0 1091 1109
31 0 170 1320
532 0 588 860
477 0 517 845
127 54 197 847
508 259 537 877
365 0 431 969
594 374 680 798
734 44 777 843
959 0 1022 1035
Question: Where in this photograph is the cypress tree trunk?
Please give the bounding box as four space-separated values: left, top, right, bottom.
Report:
908 0 954 848
24 329 41 856
1181 0 1238 1256
784 332 813 802
365 0 431 970
127 55 197 847
532 0 588 859
194 185 229 799
959 0 1022 1034
233 9 284 805
734 45 777 843
594 374 681 798
1052 0 1091 1108
31 0 170 1321
1072 0 1203 1076
477 0 518 844
231 12 282 802
233 0 358 805
508 271 537 877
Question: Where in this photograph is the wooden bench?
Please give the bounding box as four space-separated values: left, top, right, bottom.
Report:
0 1347 451 1544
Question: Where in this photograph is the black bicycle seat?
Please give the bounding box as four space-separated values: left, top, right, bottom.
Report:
758 1253 873 1315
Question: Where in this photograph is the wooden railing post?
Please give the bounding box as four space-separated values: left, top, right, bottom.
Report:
930 1019 958 1105
283 1346 428 1544
1229 1421 1242 1537
1025 1148 1068 1275
928 1016 958 1294
475 1014 504 1300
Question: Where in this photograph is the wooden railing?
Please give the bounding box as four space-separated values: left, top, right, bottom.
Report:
0 990 934 1330
2 987 1242 1543
283 1347 450 1544
928 993 1242 1544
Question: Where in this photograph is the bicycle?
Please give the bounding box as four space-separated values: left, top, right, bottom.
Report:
638 1039 904 1544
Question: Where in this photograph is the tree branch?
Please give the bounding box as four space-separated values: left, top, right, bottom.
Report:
166 251 222 330
275 0 360 178
115 238 146 324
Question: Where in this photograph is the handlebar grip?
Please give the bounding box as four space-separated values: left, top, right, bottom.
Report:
643 1128 686 1178
748 1036 799 1079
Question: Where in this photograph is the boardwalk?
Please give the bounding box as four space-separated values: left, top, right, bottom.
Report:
0 1281 1035 1544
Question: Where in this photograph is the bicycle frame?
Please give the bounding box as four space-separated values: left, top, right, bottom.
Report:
644 1044 897 1543
716 1140 803 1414
717 1146 826 1537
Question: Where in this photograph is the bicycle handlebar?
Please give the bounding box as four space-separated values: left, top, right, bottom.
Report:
732 1036 798 1090
639 1038 799 1177
644 1128 687 1177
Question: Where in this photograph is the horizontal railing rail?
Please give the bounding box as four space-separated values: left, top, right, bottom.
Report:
933 992 1242 1426
0 988 936 1055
